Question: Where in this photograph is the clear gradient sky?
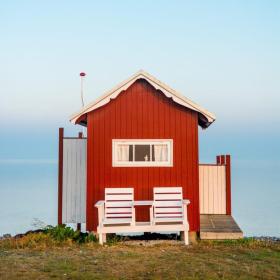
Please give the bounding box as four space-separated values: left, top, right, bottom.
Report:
0 1 279 236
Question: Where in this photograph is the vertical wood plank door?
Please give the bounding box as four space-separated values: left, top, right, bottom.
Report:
87 79 200 232
199 165 226 214
62 138 87 223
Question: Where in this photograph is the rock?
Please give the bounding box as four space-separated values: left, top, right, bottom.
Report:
14 234 24 239
251 236 280 242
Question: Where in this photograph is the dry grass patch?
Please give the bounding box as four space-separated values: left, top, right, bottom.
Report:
0 236 280 279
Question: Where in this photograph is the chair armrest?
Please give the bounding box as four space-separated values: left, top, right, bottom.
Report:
183 199 190 205
95 200 105 208
182 200 190 226
95 201 105 227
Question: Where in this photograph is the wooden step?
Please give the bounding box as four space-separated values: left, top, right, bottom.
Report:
200 214 243 240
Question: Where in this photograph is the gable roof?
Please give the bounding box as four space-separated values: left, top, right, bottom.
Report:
70 70 216 128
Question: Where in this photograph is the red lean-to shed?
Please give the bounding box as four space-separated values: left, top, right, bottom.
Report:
58 70 243 241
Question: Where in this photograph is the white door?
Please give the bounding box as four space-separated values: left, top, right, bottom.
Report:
199 165 226 214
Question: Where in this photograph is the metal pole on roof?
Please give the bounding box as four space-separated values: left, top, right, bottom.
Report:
80 72 86 107
79 72 86 137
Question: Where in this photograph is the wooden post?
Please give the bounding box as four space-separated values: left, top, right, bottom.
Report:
216 155 221 165
220 155 225 165
77 131 83 231
225 155 232 215
58 128 64 225
77 223 81 231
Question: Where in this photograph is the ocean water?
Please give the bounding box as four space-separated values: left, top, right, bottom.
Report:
232 160 280 237
0 161 57 236
0 158 279 237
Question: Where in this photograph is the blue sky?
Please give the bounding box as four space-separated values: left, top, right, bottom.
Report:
1 1 279 127
0 1 279 236
0 0 279 162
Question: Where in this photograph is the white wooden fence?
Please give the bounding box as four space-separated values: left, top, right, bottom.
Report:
199 165 226 214
62 138 87 223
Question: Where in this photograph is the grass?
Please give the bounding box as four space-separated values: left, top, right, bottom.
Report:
0 231 280 280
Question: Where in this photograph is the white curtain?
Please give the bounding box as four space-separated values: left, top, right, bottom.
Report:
154 144 168 162
117 145 129 161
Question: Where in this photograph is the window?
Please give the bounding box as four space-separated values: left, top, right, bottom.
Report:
112 139 173 167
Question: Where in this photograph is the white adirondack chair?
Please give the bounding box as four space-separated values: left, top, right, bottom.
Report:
95 187 190 245
95 187 135 244
150 187 190 244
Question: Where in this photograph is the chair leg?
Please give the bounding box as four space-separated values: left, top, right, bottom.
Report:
184 231 189 245
99 233 103 245
102 233 107 244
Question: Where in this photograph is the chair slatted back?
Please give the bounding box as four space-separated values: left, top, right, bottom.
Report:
104 188 134 222
153 187 183 219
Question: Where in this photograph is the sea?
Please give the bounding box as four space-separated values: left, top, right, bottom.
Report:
0 158 279 237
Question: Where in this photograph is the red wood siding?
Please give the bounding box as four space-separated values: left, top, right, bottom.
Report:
86 79 200 232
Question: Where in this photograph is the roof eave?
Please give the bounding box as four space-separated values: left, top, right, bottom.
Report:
69 70 216 128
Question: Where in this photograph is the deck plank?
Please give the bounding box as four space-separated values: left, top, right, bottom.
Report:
200 215 243 239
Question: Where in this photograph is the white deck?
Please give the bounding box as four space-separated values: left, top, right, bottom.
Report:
200 214 243 240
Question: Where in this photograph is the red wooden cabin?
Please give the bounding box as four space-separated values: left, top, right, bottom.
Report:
58 70 242 240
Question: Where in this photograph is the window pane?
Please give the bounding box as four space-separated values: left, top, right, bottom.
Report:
154 144 168 162
135 145 150 161
117 144 130 161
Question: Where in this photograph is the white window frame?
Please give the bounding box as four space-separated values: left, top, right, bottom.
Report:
112 139 173 167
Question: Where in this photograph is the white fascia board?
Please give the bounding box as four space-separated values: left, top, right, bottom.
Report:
69 70 216 126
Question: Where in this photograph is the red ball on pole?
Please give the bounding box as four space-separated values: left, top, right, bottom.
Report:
80 72 86 77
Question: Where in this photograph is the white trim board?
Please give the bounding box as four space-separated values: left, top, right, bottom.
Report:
70 70 216 128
